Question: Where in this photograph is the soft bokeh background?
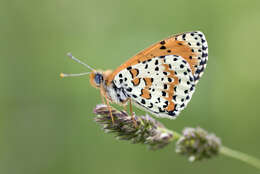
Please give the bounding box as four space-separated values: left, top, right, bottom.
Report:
1 0 260 173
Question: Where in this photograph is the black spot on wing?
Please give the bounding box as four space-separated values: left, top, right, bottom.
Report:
126 88 132 92
148 103 153 108
160 46 166 49
160 40 166 45
168 111 176 116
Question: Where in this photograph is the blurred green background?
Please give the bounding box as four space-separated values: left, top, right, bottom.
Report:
1 0 260 173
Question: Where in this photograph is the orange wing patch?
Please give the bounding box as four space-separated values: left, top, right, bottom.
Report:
162 64 179 112
129 68 139 78
130 68 141 86
131 78 140 86
107 32 199 83
140 78 153 99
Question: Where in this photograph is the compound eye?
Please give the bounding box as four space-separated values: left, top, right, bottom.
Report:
94 73 103 85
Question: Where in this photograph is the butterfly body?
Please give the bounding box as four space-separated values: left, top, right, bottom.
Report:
89 31 208 119
89 70 130 105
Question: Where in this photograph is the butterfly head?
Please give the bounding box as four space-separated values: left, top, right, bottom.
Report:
89 71 103 88
89 70 112 88
60 53 114 89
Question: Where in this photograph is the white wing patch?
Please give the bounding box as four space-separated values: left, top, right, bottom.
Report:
113 55 195 119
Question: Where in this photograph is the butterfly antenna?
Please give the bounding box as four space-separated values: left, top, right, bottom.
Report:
60 53 95 78
60 72 90 78
67 52 95 71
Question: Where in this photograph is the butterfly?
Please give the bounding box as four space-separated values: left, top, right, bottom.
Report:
61 31 208 125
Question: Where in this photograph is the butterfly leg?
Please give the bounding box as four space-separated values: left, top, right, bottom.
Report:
100 85 115 124
123 104 127 112
129 98 137 127
99 88 105 104
105 96 115 124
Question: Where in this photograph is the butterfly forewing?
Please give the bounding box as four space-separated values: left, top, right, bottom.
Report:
108 31 208 84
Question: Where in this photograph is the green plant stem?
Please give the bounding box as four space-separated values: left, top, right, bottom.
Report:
171 130 181 140
173 130 260 170
220 146 260 170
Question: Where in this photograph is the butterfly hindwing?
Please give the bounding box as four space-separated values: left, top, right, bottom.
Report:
110 31 208 118
113 55 195 118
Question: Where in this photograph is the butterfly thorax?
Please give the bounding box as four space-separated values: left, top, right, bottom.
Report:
103 81 129 104
89 70 130 104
